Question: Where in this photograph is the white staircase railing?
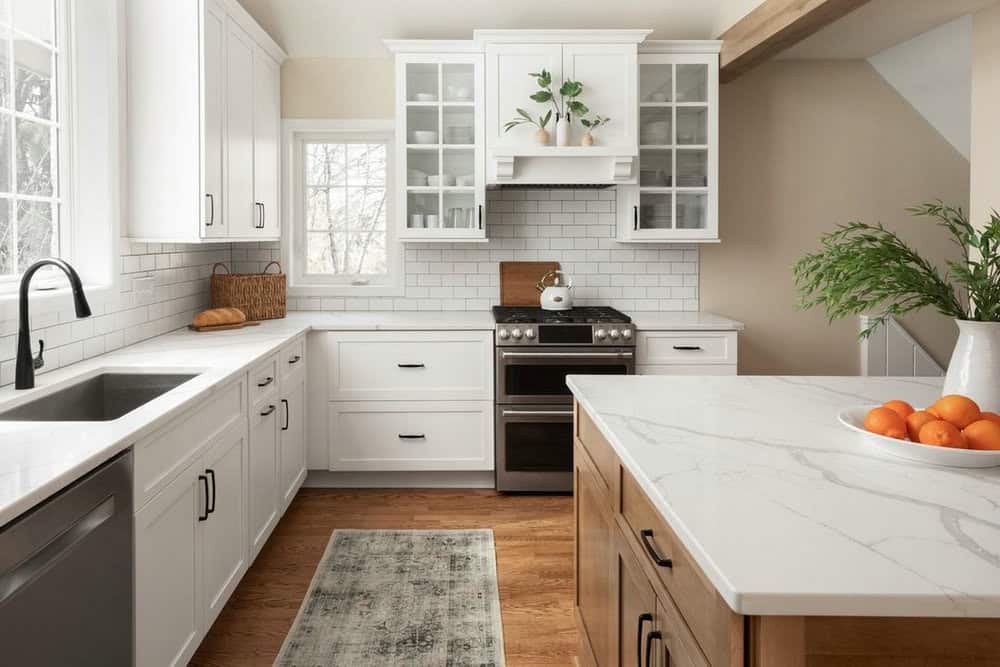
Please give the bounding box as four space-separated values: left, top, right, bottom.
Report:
860 315 945 377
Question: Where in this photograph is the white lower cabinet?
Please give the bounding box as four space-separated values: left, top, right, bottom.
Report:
635 330 739 375
279 373 308 510
249 394 280 560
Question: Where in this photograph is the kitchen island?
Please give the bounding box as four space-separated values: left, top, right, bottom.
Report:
568 374 1000 666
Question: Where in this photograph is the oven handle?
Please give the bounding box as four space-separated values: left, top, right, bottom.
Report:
501 409 574 417
499 350 634 359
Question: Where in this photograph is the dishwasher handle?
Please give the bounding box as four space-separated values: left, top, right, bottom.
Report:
0 496 116 605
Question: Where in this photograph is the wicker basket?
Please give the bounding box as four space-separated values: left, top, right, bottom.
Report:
210 262 287 321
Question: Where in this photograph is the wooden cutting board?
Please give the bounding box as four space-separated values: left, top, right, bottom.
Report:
500 261 560 306
188 321 261 333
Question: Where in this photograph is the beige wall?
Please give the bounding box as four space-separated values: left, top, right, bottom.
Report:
282 58 394 118
701 59 969 375
971 2 1000 229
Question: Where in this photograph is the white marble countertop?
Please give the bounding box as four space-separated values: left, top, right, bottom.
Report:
629 311 744 331
567 374 1000 618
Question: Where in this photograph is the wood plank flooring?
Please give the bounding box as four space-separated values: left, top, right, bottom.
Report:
190 489 576 666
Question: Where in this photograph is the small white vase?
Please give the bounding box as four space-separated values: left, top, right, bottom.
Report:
556 114 570 147
942 319 1000 411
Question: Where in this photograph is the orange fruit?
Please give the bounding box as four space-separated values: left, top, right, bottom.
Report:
963 420 1000 451
905 411 937 441
980 411 1000 426
932 395 982 429
926 406 942 418
882 399 915 420
918 420 967 448
864 407 908 440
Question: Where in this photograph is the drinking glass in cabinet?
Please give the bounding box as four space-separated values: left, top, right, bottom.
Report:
676 107 707 145
639 63 672 103
676 64 707 103
407 107 439 144
638 193 673 229
406 149 438 186
639 149 672 187
442 107 474 145
676 193 707 229
407 192 439 229
640 108 672 146
676 149 708 187
443 191 476 229
443 149 475 186
406 63 438 102
442 63 475 102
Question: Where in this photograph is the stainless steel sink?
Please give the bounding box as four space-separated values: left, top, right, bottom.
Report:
0 372 199 422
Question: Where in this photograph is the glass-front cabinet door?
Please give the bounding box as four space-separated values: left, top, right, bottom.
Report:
619 49 718 242
395 53 486 241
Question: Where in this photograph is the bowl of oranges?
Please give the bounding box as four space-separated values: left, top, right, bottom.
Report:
839 395 1000 468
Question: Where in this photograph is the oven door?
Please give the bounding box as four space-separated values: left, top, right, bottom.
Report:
496 346 635 404
496 404 574 492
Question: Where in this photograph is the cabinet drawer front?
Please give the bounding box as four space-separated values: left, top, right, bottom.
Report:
575 403 619 497
249 354 279 405
328 401 493 471
637 332 737 366
134 377 245 510
620 469 739 667
326 331 493 401
278 336 306 380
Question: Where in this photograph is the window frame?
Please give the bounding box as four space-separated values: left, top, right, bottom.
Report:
283 119 403 298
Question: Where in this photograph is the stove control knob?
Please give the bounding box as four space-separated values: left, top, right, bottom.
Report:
610 329 621 340
511 327 523 339
524 328 536 340
622 328 633 340
595 328 607 341
498 328 510 340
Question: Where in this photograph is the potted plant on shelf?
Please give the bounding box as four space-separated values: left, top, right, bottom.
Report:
503 70 589 147
503 108 553 146
794 202 1000 409
580 115 611 146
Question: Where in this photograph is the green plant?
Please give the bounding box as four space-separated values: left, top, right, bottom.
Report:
581 115 611 132
503 108 552 133
793 201 1000 338
526 70 589 120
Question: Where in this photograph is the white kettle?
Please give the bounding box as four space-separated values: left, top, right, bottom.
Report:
536 269 573 311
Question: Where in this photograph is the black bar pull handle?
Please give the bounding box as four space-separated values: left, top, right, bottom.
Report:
633 205 639 231
205 469 216 514
645 630 662 667
288 355 301 365
281 398 289 431
257 376 274 388
637 613 653 666
205 193 214 226
198 475 209 521
260 404 277 417
261 202 266 228
640 529 673 568
397 363 425 368
479 204 483 229
398 434 426 440
672 345 703 351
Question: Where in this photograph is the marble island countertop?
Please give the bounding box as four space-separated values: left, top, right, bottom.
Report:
567 374 1000 618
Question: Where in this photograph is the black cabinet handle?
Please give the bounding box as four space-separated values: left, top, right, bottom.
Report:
260 404 277 417
281 399 289 431
397 363 425 368
645 630 662 667
261 202 266 229
288 355 301 365
205 193 214 226
633 205 639 231
640 529 673 568
205 469 216 514
398 434 425 440
478 204 483 229
637 613 653 666
672 345 703 351
198 475 209 521
257 376 274 388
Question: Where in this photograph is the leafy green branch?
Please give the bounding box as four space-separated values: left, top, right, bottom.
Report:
581 115 611 131
793 202 1000 337
503 108 552 133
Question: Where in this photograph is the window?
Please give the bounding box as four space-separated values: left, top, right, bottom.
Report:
0 0 63 284
287 121 402 296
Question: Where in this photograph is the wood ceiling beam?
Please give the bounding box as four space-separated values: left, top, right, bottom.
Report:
718 0 872 83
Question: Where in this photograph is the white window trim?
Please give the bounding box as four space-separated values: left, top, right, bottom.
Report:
282 118 403 298
0 0 122 320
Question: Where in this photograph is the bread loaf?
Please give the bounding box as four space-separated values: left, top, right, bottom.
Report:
193 307 247 328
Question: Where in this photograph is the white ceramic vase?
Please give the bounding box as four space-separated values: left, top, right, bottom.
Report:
556 114 570 147
942 319 1000 411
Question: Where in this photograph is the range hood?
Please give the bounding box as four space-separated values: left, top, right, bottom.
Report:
487 147 636 187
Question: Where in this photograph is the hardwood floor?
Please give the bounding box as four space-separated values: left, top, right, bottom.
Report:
191 488 576 666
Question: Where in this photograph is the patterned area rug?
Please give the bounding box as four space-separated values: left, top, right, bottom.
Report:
275 529 506 666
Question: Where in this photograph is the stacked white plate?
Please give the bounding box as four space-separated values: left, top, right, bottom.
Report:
410 130 438 144
428 174 456 187
408 169 428 186
444 126 474 144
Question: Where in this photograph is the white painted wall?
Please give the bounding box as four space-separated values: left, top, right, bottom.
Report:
868 15 972 159
711 0 766 37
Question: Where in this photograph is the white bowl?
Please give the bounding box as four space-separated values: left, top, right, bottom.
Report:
428 174 456 187
410 130 438 144
838 406 1000 468
456 174 475 187
413 92 436 102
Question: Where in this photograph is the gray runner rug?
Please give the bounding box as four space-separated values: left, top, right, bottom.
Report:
274 529 506 666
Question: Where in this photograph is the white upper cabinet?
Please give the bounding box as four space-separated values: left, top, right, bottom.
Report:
617 43 720 243
127 0 286 243
560 44 638 152
484 43 563 149
386 44 487 242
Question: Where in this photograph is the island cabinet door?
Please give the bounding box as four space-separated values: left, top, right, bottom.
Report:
575 439 616 667
615 532 658 667
652 594 710 667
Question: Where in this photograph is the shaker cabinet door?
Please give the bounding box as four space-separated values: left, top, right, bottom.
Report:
225 20 256 237
253 48 281 238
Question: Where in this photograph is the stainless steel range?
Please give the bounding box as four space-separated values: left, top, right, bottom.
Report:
493 306 635 492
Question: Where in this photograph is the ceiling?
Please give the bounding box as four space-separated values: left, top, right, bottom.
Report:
780 0 998 59
234 0 761 59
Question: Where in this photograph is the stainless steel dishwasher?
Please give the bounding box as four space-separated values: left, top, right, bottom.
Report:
0 451 133 666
